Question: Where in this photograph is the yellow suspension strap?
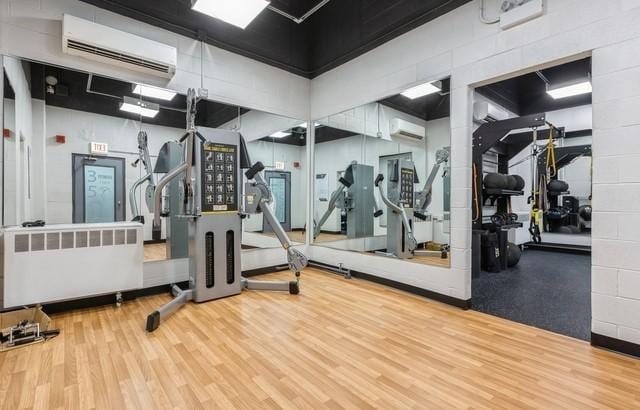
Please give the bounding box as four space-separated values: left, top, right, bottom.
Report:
545 126 557 179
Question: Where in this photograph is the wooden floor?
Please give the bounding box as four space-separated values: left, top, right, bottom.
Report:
2 269 639 409
144 243 167 262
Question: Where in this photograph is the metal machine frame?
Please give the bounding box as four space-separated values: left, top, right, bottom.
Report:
129 131 156 224
146 89 307 332
314 162 382 239
471 114 592 275
375 150 449 260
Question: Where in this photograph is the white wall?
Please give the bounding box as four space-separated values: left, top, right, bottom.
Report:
308 0 640 344
5 0 640 345
0 0 309 121
591 38 640 345
0 0 310 269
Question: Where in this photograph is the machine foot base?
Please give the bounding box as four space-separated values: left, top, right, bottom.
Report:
289 281 300 295
146 311 160 332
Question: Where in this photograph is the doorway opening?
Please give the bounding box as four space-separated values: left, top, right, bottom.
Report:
471 56 593 340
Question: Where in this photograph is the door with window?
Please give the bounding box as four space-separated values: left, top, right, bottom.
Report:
72 154 125 223
263 171 291 233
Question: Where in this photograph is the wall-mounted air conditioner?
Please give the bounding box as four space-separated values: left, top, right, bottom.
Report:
500 0 545 30
62 14 177 79
473 100 511 123
390 118 425 142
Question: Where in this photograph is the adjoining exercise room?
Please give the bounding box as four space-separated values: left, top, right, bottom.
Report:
471 57 594 340
2 1 640 408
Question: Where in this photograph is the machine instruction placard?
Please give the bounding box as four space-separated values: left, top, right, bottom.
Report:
202 142 237 213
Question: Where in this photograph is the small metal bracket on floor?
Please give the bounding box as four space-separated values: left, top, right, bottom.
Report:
338 263 352 279
115 292 123 307
310 261 352 279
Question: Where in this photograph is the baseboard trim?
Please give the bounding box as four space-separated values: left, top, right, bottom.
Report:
41 264 291 315
310 260 471 310
591 332 640 359
42 281 189 315
242 265 290 277
144 239 166 245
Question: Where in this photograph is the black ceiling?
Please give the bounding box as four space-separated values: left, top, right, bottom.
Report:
25 62 245 129
476 57 592 116
378 77 450 121
258 124 361 146
80 0 471 78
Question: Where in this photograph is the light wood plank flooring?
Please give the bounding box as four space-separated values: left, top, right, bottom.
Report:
1 268 639 409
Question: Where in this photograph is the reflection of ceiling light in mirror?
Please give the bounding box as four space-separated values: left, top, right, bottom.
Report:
132 84 177 101
191 0 270 29
270 131 291 138
297 122 321 128
401 81 442 100
120 96 160 118
546 81 592 99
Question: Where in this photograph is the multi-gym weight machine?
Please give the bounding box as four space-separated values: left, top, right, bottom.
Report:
471 113 591 275
145 89 308 332
314 162 383 239
374 149 450 260
472 114 548 275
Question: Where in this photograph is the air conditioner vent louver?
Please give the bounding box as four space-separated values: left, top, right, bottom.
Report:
63 14 177 79
66 40 173 75
390 118 426 142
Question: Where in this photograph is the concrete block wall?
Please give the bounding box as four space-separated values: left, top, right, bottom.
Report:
3 0 640 345
309 0 640 342
590 37 640 345
0 0 310 269
0 0 310 120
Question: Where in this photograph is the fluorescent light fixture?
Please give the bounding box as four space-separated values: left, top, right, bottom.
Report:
296 122 321 129
132 84 177 101
546 80 592 100
191 0 270 29
401 81 442 100
270 131 291 138
119 96 160 118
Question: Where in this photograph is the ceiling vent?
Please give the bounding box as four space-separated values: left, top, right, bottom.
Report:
62 14 177 79
390 118 425 142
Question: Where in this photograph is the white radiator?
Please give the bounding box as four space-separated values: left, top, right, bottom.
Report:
1 223 143 309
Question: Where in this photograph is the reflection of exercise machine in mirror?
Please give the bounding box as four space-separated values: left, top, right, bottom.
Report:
129 130 156 224
145 89 308 331
375 149 449 260
314 162 383 239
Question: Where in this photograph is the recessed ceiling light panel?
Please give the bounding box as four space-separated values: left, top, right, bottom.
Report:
270 131 291 138
297 122 322 129
546 80 592 100
191 0 270 29
120 96 160 118
401 81 442 100
133 84 177 101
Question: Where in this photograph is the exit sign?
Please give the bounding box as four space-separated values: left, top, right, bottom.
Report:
89 142 108 155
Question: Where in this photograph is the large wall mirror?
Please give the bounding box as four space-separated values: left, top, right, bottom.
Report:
312 77 451 267
1 55 305 263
